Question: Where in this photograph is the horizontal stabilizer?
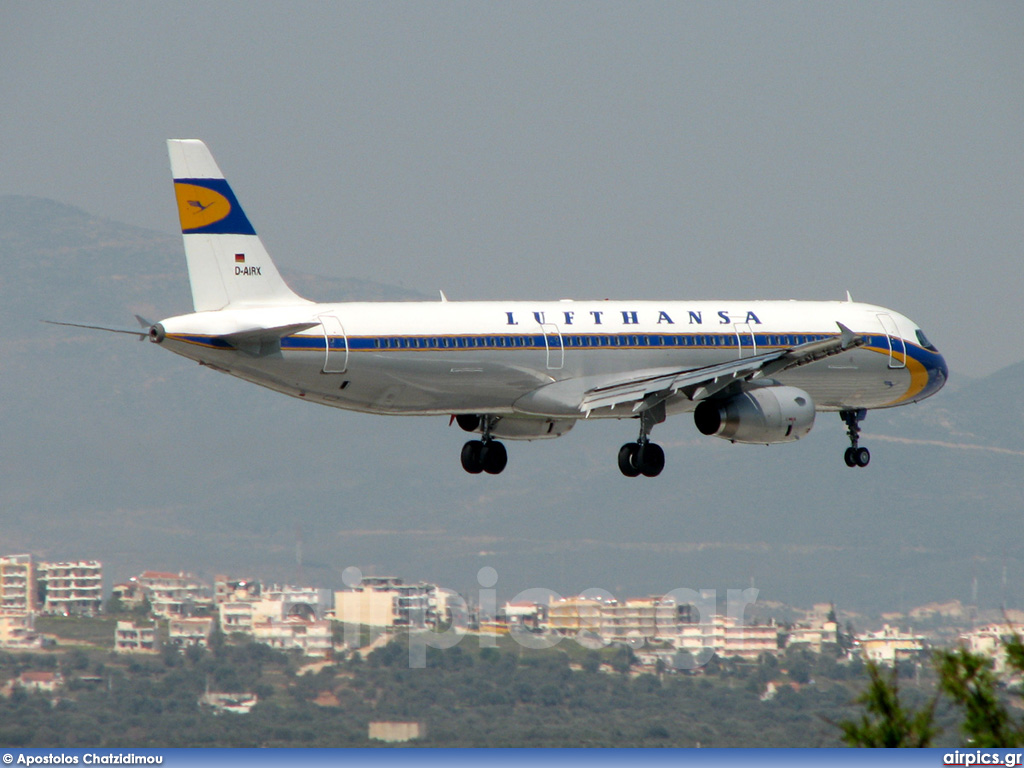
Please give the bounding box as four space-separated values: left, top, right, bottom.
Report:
216 322 318 357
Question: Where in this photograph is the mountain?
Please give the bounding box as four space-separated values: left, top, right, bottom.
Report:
1 195 1020 617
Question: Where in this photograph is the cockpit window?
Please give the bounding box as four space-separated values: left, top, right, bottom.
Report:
916 329 937 352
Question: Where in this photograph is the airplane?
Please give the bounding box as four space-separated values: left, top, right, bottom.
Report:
63 140 949 477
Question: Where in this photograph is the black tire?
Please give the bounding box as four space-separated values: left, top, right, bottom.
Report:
618 443 641 477
482 441 508 475
855 446 870 468
844 447 857 467
638 442 665 477
461 440 484 474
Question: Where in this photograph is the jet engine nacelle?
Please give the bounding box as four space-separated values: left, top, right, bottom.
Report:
456 414 574 440
693 386 815 444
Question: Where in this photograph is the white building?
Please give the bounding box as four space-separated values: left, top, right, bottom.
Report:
548 595 698 645
219 598 286 635
199 691 258 714
16 671 61 693
859 624 927 664
501 601 546 630
787 621 840 653
0 614 42 650
252 617 332 657
115 621 158 653
548 597 605 635
675 615 779 660
214 575 261 605
0 554 36 615
599 597 691 643
335 577 437 629
262 585 332 621
135 571 210 618
38 560 102 616
168 616 215 648
958 624 1024 674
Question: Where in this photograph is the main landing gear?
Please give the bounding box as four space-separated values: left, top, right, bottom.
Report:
457 415 508 475
841 409 870 468
618 407 666 478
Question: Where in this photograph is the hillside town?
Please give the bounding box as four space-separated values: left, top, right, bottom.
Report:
1 553 1021 677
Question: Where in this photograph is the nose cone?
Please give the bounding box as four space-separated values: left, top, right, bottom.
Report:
918 350 949 402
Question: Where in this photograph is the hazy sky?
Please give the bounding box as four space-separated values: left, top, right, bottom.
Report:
3 2 1022 376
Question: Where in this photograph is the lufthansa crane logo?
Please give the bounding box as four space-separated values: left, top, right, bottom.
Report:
174 182 232 232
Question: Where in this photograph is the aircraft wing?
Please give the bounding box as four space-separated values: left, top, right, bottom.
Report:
577 323 864 415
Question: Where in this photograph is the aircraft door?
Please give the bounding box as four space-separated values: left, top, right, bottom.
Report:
733 323 756 358
541 323 564 370
876 313 906 369
319 314 349 373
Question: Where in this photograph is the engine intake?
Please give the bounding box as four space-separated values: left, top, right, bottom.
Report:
694 386 815 444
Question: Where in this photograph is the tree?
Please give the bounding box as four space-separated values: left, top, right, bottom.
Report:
838 661 939 747
840 631 1024 748
105 596 125 615
935 646 1023 747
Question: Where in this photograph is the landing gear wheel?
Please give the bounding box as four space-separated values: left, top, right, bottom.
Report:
854 446 870 468
618 443 641 477
840 409 870 469
482 441 508 475
461 440 484 474
461 439 507 475
638 443 665 477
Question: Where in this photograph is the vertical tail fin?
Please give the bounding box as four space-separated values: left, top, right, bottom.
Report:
167 139 309 311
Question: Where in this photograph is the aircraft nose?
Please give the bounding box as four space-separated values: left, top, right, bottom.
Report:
923 351 949 399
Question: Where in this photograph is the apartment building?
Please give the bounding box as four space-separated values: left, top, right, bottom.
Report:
859 624 927 664
219 598 285 635
38 560 102 616
135 571 210 618
675 615 780 660
548 597 605 635
168 616 216 648
958 623 1024 674
0 614 42 650
0 554 36 614
214 575 261 605
599 597 694 642
334 577 437 629
787 620 840 653
251 617 332 657
115 621 158 653
262 585 332 621
548 595 696 643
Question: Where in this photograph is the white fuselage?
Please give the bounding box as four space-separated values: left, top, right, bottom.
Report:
156 298 947 423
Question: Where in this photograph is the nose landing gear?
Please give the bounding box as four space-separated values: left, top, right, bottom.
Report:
841 409 870 468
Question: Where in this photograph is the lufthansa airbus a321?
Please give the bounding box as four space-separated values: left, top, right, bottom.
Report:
62 140 949 477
